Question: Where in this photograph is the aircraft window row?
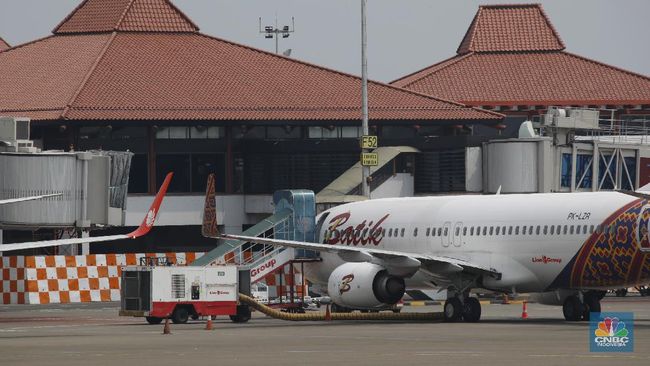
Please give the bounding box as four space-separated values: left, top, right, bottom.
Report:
385 228 406 238
422 224 613 237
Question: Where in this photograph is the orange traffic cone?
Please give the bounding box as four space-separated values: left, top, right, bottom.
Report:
163 318 171 334
205 316 213 330
521 301 529 319
324 304 332 321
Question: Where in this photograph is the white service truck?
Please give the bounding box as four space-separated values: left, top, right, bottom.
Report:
119 265 251 324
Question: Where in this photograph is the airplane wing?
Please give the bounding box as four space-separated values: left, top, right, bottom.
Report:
219 233 500 279
0 173 173 253
0 193 62 205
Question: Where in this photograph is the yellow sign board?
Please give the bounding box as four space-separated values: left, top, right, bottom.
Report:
360 135 378 149
361 152 379 166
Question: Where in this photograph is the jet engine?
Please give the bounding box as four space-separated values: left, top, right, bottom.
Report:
327 262 405 309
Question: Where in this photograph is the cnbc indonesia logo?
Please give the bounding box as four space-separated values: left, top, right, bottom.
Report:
590 313 634 352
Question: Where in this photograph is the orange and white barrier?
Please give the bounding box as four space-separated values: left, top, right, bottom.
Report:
1 252 204 304
265 264 305 299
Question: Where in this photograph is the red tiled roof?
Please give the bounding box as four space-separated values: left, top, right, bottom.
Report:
54 0 198 34
457 4 564 54
0 37 9 51
393 4 650 106
0 1 501 123
394 52 650 106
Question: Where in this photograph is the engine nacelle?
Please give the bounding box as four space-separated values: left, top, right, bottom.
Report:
327 262 405 309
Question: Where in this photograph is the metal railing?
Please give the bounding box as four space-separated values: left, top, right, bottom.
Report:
212 214 292 267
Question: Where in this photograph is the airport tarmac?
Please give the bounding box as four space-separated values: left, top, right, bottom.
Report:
1 296 649 366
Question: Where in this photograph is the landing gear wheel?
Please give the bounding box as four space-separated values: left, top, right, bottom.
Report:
582 293 601 321
444 297 463 322
562 296 583 322
145 316 163 325
462 297 482 322
171 307 189 324
229 305 251 323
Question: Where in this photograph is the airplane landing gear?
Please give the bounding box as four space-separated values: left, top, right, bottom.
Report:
563 292 602 321
563 295 583 321
444 296 482 322
444 297 463 322
462 297 482 322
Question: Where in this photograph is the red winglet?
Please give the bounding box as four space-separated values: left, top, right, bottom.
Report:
127 172 173 239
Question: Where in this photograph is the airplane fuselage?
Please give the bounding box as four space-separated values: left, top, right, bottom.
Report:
305 191 650 293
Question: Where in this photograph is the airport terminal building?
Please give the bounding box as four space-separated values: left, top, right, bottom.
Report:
2 1 650 255
0 0 503 253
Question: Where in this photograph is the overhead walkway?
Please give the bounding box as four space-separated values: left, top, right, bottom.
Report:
316 146 419 205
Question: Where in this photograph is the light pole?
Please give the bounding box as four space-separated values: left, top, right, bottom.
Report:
361 0 370 198
259 17 295 54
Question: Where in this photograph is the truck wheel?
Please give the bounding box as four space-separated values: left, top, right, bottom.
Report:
230 305 251 323
145 316 163 325
172 307 190 324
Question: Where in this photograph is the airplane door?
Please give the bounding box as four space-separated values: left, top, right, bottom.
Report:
442 221 451 247
452 222 463 247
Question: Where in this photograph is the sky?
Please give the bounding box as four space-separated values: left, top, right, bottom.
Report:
1 0 649 83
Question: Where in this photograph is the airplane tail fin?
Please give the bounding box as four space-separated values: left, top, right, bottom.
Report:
201 173 219 238
127 172 173 239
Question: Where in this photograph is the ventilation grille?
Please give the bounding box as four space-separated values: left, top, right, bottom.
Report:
171 274 186 299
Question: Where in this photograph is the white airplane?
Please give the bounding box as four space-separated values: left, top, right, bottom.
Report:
0 193 62 205
0 173 173 253
212 180 650 322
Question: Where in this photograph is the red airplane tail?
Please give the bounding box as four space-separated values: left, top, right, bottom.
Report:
127 172 173 238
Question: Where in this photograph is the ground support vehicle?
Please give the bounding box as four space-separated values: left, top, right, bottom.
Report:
119 265 251 324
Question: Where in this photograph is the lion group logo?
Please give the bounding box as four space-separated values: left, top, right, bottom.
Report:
145 208 157 227
590 312 634 352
